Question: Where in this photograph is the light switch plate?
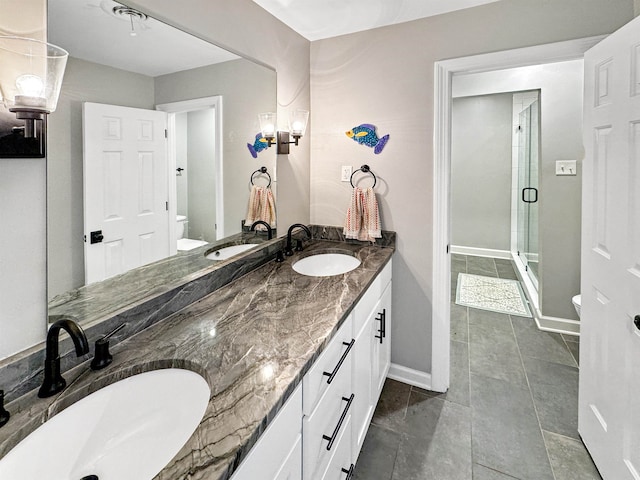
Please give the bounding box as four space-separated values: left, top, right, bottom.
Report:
341 165 352 182
556 160 577 176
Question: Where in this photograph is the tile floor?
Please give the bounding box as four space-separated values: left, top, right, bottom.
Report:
352 254 601 480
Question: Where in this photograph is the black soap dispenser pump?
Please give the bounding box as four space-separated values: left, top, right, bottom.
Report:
0 390 10 428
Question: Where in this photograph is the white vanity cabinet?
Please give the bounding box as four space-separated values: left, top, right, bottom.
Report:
352 260 392 460
231 259 392 480
230 384 302 480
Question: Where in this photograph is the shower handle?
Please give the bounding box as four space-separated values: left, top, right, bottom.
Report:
522 187 538 203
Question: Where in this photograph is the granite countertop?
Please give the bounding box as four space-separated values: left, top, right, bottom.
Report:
0 239 394 480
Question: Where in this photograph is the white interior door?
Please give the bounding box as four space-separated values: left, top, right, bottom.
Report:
579 15 640 479
83 102 169 284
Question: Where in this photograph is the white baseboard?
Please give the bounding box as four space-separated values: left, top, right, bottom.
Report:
535 314 580 335
387 363 434 391
450 245 512 260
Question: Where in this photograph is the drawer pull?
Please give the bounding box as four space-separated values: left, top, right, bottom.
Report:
323 339 355 384
322 393 354 451
341 464 355 480
374 308 386 344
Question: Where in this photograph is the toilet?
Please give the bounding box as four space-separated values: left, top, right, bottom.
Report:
176 215 188 239
572 294 581 318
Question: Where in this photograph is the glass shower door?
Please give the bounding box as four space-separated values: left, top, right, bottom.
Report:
516 100 539 288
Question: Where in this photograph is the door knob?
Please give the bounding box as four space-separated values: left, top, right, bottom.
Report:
90 230 104 244
634 315 640 331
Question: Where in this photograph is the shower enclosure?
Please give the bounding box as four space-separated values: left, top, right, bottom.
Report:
515 99 540 290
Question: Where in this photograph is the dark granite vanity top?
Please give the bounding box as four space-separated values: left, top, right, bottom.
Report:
0 237 394 480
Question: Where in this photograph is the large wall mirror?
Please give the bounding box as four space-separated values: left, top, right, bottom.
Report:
47 0 277 323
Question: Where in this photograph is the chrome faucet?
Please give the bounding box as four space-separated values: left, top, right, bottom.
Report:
285 224 311 256
38 319 90 398
250 220 273 240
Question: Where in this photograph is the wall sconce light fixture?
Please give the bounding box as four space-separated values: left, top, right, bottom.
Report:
0 36 68 158
257 109 309 155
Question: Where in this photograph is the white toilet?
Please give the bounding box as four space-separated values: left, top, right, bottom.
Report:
176 215 188 239
572 294 581 318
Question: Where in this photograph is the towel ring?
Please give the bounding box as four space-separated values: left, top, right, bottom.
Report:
250 166 271 188
350 165 376 188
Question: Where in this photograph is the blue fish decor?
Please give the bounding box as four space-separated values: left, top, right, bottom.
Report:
247 133 269 158
345 124 389 154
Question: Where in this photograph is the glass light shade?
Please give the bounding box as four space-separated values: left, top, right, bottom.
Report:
0 36 68 114
258 112 277 140
289 109 309 137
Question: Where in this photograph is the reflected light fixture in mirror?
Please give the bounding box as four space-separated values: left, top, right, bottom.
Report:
258 109 309 154
0 36 68 157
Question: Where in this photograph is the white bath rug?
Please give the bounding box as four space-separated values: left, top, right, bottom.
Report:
456 273 532 317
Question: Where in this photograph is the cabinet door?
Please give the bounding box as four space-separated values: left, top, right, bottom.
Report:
274 436 302 480
372 282 392 399
352 313 373 459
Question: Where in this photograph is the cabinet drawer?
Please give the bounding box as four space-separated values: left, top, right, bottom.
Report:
303 360 354 480
320 415 353 480
303 315 354 415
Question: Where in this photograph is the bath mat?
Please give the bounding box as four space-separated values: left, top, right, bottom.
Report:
456 273 532 317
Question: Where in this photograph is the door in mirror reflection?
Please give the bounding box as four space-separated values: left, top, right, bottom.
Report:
83 102 169 284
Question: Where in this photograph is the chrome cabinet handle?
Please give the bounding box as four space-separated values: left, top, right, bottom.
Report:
341 464 355 480
323 339 355 384
322 394 354 451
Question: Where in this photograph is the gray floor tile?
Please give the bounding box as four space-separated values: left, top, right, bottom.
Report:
473 463 520 479
522 356 579 439
452 254 467 271
495 259 518 280
469 310 527 385
371 379 412 432
561 334 580 343
511 316 577 367
391 394 472 480
470 373 555 480
353 424 402 480
451 304 469 343
467 256 498 276
566 340 579 366
543 431 602 480
419 341 470 406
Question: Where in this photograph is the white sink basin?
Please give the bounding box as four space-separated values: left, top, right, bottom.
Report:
206 243 259 260
293 253 361 277
0 369 209 480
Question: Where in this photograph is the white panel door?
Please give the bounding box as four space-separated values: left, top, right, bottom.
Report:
580 15 640 479
83 102 169 284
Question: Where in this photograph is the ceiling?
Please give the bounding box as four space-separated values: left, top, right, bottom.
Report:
251 0 501 41
49 0 239 77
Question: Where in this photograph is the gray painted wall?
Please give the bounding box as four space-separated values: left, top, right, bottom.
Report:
47 57 156 299
310 0 633 374
451 93 513 252
453 60 584 321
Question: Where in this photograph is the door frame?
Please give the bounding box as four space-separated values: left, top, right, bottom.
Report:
430 36 604 392
156 95 224 252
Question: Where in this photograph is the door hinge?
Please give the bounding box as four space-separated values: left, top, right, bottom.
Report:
166 201 169 211
446 244 450 254
165 129 168 138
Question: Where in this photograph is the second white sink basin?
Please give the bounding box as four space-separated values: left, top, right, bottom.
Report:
206 243 259 260
0 368 210 480
293 253 361 277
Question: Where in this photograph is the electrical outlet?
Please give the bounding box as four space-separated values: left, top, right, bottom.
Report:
341 165 352 182
556 160 577 176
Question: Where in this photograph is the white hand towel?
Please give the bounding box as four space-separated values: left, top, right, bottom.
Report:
260 187 276 229
363 187 381 241
344 187 364 239
343 186 382 242
245 185 264 226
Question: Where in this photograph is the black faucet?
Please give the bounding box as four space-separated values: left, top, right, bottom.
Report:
38 319 90 398
285 223 312 256
250 220 273 240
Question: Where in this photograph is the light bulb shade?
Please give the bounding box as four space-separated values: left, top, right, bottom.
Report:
289 109 309 137
258 112 277 140
0 36 68 114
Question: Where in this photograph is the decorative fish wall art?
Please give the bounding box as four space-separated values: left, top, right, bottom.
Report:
247 133 269 158
345 124 389 154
